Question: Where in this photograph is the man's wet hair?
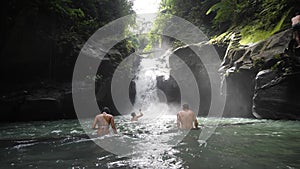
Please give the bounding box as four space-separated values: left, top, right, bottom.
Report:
182 104 189 110
131 112 136 117
102 107 111 114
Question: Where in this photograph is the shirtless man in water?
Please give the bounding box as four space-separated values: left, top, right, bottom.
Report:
177 104 199 129
131 109 143 121
92 107 117 135
292 12 300 48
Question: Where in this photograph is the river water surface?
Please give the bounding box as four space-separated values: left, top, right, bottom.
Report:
0 116 299 169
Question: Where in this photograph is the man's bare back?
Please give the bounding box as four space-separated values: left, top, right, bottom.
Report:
177 104 198 129
92 111 117 135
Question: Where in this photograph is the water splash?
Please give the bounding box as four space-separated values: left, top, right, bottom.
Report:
133 50 172 117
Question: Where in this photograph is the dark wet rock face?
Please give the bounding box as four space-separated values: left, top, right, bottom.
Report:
253 70 300 120
157 76 180 104
157 43 224 116
19 98 61 121
0 46 137 122
221 29 300 119
0 83 76 122
223 70 256 118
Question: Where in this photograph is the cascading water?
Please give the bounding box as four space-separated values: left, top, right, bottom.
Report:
133 51 172 117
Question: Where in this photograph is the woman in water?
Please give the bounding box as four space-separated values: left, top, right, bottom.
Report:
92 107 118 136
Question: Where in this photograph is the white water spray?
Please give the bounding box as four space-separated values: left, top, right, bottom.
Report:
133 51 173 117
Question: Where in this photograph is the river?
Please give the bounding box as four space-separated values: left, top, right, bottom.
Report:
0 116 299 169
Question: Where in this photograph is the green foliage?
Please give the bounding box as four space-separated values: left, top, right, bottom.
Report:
206 0 237 24
240 11 289 44
210 31 233 44
207 0 298 43
253 57 265 70
1 0 135 80
143 13 171 51
159 0 218 35
127 12 172 52
49 0 85 19
4 0 135 47
158 0 299 46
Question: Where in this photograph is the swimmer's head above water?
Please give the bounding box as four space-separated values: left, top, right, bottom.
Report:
131 112 136 117
102 107 111 114
182 104 189 110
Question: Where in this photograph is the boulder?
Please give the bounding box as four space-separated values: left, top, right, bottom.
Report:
253 70 300 120
157 76 180 103
61 92 77 119
157 42 224 116
18 98 61 121
0 82 76 122
223 69 256 118
220 28 300 119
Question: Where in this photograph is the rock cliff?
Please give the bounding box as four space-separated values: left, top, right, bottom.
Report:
220 29 300 119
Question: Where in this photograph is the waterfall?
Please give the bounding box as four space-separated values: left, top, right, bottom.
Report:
133 51 172 117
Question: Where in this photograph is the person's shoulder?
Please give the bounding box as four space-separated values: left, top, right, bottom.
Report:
107 114 114 118
188 110 196 114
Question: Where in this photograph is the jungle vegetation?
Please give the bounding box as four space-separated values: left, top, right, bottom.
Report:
145 0 300 49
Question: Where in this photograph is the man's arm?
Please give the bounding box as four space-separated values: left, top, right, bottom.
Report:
92 116 98 129
193 113 199 129
110 117 118 134
177 112 181 129
137 112 143 118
